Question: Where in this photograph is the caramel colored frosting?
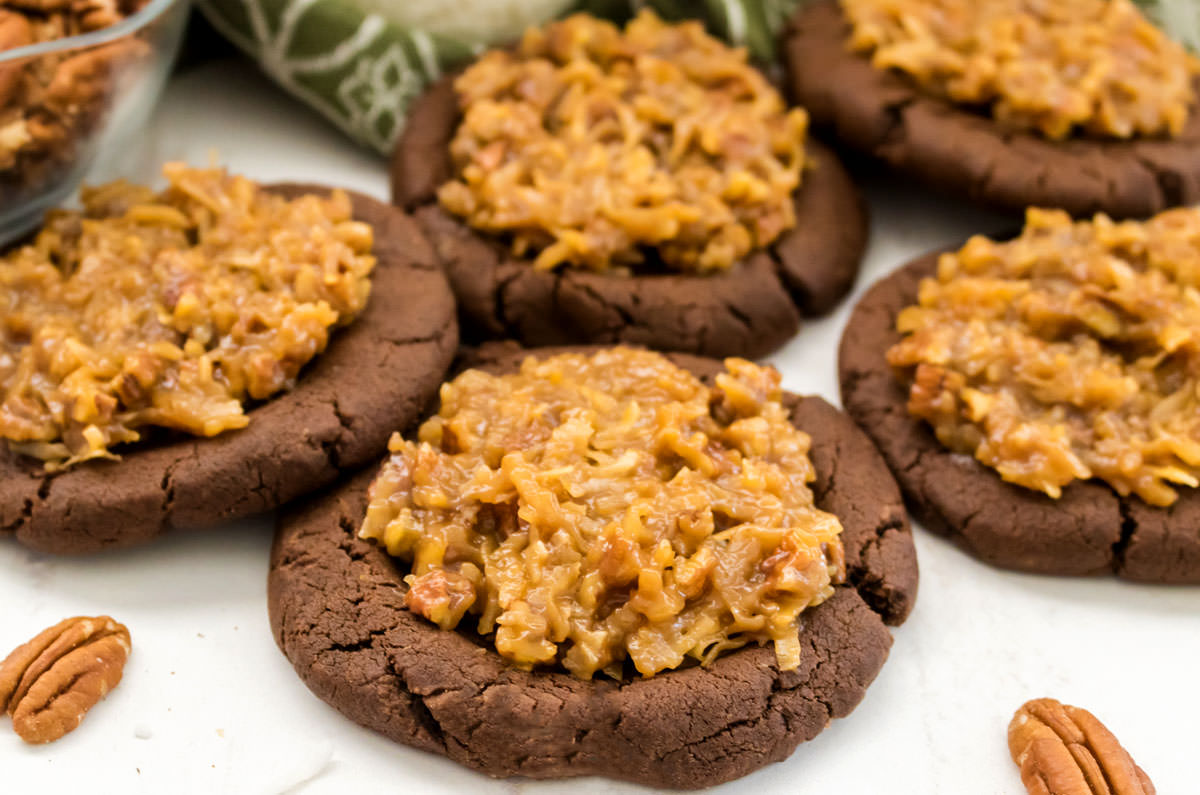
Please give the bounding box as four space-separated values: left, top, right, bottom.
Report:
842 0 1199 140
439 11 809 274
0 164 375 469
360 348 845 679
889 207 1200 505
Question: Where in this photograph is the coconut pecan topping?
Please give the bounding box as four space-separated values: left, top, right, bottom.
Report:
439 11 809 273
888 206 1200 505
842 0 1199 140
0 164 375 470
360 348 845 679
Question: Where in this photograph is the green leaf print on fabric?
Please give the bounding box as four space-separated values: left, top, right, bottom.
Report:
200 0 470 151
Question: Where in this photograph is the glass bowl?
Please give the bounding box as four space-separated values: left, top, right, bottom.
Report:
0 0 187 244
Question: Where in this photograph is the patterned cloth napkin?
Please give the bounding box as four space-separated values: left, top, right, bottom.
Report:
196 0 1200 154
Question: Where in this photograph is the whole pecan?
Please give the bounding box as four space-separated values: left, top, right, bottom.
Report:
0 616 131 744
1009 698 1155 795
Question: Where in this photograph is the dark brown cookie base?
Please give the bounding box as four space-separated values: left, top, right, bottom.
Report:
391 78 869 360
839 254 1200 583
0 186 458 555
785 1 1200 219
269 344 918 788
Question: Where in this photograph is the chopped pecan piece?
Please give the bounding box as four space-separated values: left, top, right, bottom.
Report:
0 615 132 744
405 570 477 629
1009 697 1155 795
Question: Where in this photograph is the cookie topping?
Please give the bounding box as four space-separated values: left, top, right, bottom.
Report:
360 348 844 679
888 207 1200 506
438 11 809 274
0 164 375 469
841 0 1199 140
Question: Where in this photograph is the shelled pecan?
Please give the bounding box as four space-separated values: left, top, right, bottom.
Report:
0 615 132 744
1009 698 1155 795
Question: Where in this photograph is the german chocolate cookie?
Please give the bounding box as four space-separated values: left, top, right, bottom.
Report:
840 254 1200 582
785 1 1200 218
392 78 868 360
269 344 917 788
0 186 457 555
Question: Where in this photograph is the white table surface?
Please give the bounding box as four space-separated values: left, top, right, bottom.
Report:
3 58 1198 795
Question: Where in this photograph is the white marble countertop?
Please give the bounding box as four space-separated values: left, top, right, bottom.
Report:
3 59 1198 795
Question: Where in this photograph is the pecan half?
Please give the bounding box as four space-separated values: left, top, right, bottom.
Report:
1009 698 1155 795
0 616 131 744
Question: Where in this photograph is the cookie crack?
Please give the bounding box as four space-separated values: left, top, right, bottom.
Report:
1112 496 1139 573
807 427 912 624
246 464 273 507
838 366 870 407
1076 160 1121 209
898 443 933 477
335 515 376 564
957 503 987 535
1131 152 1183 208
494 268 529 334
844 518 910 622
2 496 34 534
324 397 351 471
764 244 812 316
564 727 593 764
393 668 451 751
380 320 455 348
666 714 766 763
10 472 56 536
571 280 636 335
383 653 455 751
1063 496 1120 562
327 637 377 654
877 95 919 152
158 449 197 522
330 396 351 433
791 642 837 722
722 298 754 336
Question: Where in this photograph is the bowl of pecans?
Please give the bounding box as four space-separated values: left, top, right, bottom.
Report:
0 0 186 242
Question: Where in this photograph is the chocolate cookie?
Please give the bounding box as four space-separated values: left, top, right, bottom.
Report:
269 344 917 788
391 78 868 359
785 1 1200 219
0 186 458 555
839 253 1200 582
